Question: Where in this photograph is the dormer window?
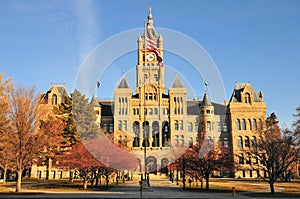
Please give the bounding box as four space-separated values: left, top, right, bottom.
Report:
245 93 251 103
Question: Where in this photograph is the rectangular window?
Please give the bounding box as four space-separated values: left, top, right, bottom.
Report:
217 122 221 131
118 120 122 130
239 153 244 164
123 120 127 131
180 120 183 130
246 156 251 165
109 124 114 133
194 123 198 132
223 123 228 132
102 123 108 132
207 121 211 131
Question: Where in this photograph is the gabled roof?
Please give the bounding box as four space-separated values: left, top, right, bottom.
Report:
117 76 130 88
171 74 184 88
90 93 100 107
48 84 68 97
229 82 264 103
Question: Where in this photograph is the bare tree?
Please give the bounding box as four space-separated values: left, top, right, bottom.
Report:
184 143 232 190
249 113 299 195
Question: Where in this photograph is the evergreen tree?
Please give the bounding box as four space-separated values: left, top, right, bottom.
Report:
71 89 100 140
58 95 78 146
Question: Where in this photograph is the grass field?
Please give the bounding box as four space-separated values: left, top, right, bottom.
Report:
181 178 300 197
0 177 299 198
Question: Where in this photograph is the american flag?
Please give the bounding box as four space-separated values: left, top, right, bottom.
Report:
146 37 163 64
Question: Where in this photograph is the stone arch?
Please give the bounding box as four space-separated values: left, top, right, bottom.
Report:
161 158 169 174
152 121 159 147
162 121 170 147
142 121 150 147
146 156 157 174
132 121 140 147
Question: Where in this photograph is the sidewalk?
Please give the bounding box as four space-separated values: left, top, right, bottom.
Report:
108 174 251 198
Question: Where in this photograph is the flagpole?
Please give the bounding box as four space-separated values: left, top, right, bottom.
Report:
143 19 147 184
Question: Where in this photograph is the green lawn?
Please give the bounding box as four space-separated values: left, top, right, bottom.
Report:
176 178 300 197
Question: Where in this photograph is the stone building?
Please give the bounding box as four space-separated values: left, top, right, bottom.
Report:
40 8 267 178
91 8 267 177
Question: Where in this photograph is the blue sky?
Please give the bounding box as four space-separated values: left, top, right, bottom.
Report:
0 0 299 128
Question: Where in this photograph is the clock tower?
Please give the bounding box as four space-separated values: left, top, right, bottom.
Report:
136 6 164 90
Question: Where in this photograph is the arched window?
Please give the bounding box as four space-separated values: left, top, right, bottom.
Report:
188 137 193 146
180 135 184 146
180 120 183 130
238 136 243 148
118 120 122 130
149 108 153 115
152 121 159 147
174 120 179 130
133 121 140 136
52 94 58 105
253 119 257 130
258 119 263 130
175 135 179 146
242 119 246 130
245 136 250 148
248 119 252 130
236 119 241 130
152 121 159 135
245 93 251 103
252 136 257 147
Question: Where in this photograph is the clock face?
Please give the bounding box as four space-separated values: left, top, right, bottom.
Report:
146 53 155 61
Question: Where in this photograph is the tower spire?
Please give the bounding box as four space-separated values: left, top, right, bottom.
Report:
147 5 153 28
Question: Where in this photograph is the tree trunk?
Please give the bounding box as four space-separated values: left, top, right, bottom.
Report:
95 176 99 187
269 181 275 195
69 170 73 183
16 170 22 192
83 178 88 190
3 165 7 185
205 176 210 190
